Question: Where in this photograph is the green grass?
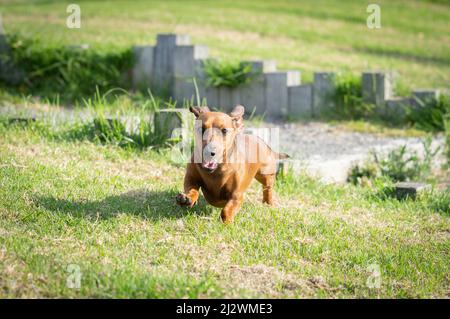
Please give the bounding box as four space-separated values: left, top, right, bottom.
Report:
0 121 449 298
203 60 254 88
0 0 449 91
5 34 132 102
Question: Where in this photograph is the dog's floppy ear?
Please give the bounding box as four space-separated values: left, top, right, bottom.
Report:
189 106 210 118
230 105 245 130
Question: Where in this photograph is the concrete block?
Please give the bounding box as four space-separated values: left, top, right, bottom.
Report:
362 71 394 110
0 34 24 85
218 86 232 112
217 86 240 113
132 45 154 90
0 15 4 34
288 84 313 118
395 182 431 200
313 72 336 116
385 97 411 120
205 86 219 109
265 71 300 119
154 108 193 141
246 60 277 73
192 59 208 105
239 60 276 115
411 89 440 108
173 45 208 104
153 34 190 96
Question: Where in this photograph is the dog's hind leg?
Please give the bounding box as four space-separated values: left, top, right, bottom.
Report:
255 173 275 205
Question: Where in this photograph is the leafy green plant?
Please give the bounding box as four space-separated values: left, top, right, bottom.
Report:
406 94 450 132
346 161 379 186
333 73 375 119
203 60 254 88
5 34 133 102
444 114 450 167
348 136 440 184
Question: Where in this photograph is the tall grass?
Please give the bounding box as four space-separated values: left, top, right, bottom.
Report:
406 94 450 133
4 34 133 102
332 73 375 119
0 88 188 150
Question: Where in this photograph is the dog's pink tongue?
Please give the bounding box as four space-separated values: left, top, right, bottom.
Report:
203 161 216 169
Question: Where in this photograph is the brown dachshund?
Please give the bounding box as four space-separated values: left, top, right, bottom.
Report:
176 105 288 223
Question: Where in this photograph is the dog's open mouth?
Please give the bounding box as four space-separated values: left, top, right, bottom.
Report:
201 160 218 172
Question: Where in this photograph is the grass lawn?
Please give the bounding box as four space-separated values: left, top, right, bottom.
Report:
1 0 449 92
0 122 449 298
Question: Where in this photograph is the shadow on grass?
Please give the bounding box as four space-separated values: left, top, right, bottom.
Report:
35 189 216 221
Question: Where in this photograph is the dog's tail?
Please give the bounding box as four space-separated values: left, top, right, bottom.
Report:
277 152 290 160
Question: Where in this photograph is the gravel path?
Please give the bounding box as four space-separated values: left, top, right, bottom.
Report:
1 106 444 183
246 122 444 183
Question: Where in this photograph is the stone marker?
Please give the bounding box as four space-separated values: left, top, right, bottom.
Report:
132 46 154 90
265 71 300 119
313 72 336 116
394 182 431 200
362 71 393 111
217 86 241 113
153 34 190 96
154 108 193 140
288 84 312 118
173 45 208 104
0 29 24 85
411 89 440 108
239 60 276 116
218 86 232 112
385 97 411 120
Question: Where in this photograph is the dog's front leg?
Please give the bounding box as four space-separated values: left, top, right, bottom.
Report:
176 168 201 207
220 193 243 224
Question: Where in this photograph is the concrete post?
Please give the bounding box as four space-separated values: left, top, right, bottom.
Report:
411 89 440 108
385 97 411 121
395 182 431 200
132 46 154 90
173 45 208 105
217 86 241 113
288 84 312 118
362 71 394 111
265 71 300 119
313 72 336 116
239 60 276 115
154 108 193 140
0 31 24 85
153 34 190 96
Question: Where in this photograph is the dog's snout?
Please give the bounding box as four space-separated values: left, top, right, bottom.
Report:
210 152 216 157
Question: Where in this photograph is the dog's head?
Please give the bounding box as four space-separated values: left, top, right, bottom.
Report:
190 105 244 172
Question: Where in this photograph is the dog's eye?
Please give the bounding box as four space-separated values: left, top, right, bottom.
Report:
222 128 228 135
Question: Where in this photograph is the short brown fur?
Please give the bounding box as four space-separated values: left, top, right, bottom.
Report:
176 105 288 223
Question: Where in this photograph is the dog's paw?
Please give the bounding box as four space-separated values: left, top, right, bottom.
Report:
176 193 193 207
